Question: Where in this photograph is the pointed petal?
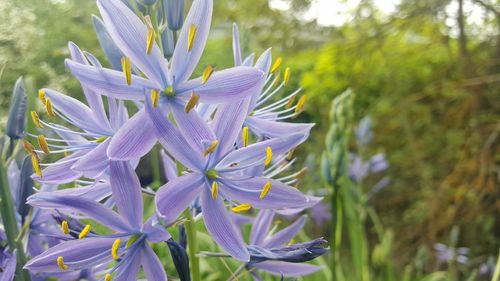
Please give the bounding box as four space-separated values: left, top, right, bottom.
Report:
253 261 321 277
110 161 143 229
92 15 124 70
255 48 272 76
113 245 142 281
34 151 87 184
170 102 216 154
51 181 112 202
142 216 171 243
262 215 306 248
141 245 168 281
27 193 132 232
71 138 110 178
177 67 264 103
155 174 204 224
246 117 313 139
160 150 178 181
107 109 157 160
97 0 169 87
212 99 250 158
171 0 213 84
145 95 205 171
65 59 155 100
24 237 116 272
200 188 250 262
242 53 255 66
232 23 242 66
250 210 274 245
221 177 308 209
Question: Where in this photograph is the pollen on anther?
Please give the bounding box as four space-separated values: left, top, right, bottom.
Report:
31 111 43 129
202 65 214 85
57 256 68 270
38 89 46 104
264 146 273 166
111 239 122 260
284 67 291 86
151 89 160 108
231 203 252 213
294 95 307 118
188 24 197 52
121 57 132 86
38 135 50 154
203 140 219 156
271 57 282 73
78 224 91 239
259 181 272 200
31 154 42 177
45 98 55 117
211 181 219 200
184 91 199 113
146 28 155 55
105 274 112 281
242 127 249 147
61 220 69 235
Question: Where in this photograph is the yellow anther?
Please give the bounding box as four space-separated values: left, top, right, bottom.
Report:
184 91 200 113
45 98 55 117
259 181 272 200
188 24 197 52
273 70 281 87
151 89 160 108
64 152 71 157
231 203 252 213
23 140 35 155
242 126 249 147
95 136 108 143
105 274 112 281
202 65 214 85
111 239 122 260
211 181 219 200
287 148 295 160
37 135 50 154
294 95 307 117
286 95 296 109
78 224 91 239
203 140 219 156
264 146 273 166
61 220 69 235
271 57 282 73
146 28 155 55
31 111 43 129
38 89 46 104
284 67 291 86
121 57 132 86
31 154 42 177
57 256 68 270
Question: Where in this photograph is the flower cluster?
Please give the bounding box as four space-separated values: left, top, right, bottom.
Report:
1 0 328 280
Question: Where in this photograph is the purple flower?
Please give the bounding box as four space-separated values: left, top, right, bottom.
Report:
25 161 170 280
65 0 264 162
310 202 331 225
434 243 469 265
0 246 16 281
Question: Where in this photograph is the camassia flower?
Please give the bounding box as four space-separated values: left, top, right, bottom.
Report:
65 0 264 161
148 93 312 261
29 42 153 184
231 24 312 140
25 161 170 280
0 244 16 281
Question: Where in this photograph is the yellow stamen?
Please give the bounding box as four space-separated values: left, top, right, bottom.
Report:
121 57 132 86
202 65 214 85
284 67 291 86
203 140 219 156
242 126 249 147
231 203 252 213
64 152 71 157
294 95 307 117
31 111 43 129
259 181 272 200
45 98 55 117
31 154 42 177
296 167 308 179
188 24 197 52
38 89 46 104
95 136 108 143
271 57 282 73
105 274 112 281
211 181 218 200
273 70 281 87
23 140 35 155
78 224 91 239
61 220 69 235
285 95 296 109
264 146 273 166
111 239 122 260
57 256 68 270
184 91 200 113
37 135 50 154
146 28 155 55
151 89 160 108
287 148 295 160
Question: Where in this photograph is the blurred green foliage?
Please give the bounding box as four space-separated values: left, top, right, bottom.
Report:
0 0 499 280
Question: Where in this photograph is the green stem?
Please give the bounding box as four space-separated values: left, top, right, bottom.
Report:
0 159 29 281
330 182 339 281
185 210 200 281
492 249 500 281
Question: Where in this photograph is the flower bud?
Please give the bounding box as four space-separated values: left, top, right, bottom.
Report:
6 77 27 140
161 28 175 58
16 156 34 221
163 0 184 31
92 15 124 70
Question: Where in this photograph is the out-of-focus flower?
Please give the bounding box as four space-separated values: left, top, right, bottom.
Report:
310 202 331 225
26 161 170 280
355 116 373 146
6 77 27 140
434 243 469 265
0 246 16 281
163 0 185 31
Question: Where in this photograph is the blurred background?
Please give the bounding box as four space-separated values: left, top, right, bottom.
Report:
0 0 499 280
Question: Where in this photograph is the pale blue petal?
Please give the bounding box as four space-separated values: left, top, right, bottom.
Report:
71 138 110 179
232 23 242 66
262 215 306 248
141 244 168 281
250 210 274 245
253 261 321 277
211 99 250 158
245 117 314 139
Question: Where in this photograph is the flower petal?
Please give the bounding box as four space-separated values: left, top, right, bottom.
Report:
109 160 144 229
65 59 155 100
262 215 306 248
171 0 213 85
155 173 204 224
71 138 110 178
107 109 157 160
97 0 169 87
141 245 168 281
200 188 250 262
246 117 314 139
91 15 124 70
220 177 308 209
232 23 242 66
177 67 264 103
113 245 142 281
253 261 321 277
27 192 132 232
34 151 87 185
250 210 275 245
160 150 177 181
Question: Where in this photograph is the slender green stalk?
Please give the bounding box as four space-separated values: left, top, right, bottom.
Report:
330 183 339 281
185 210 200 281
491 250 500 281
150 145 161 188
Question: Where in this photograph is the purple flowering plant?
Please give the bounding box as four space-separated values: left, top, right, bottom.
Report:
0 0 328 280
